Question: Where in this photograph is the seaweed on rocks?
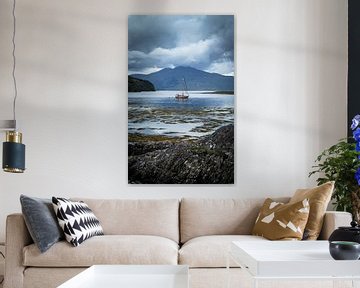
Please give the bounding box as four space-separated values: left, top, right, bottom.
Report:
128 124 234 184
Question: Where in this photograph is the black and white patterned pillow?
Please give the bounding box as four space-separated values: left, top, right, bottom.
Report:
52 197 104 247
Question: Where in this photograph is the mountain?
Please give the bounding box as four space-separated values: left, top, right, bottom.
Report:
128 76 155 92
130 66 234 91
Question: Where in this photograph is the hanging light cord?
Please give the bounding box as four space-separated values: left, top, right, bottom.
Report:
12 0 18 129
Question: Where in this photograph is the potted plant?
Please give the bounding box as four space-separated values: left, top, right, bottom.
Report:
309 115 360 222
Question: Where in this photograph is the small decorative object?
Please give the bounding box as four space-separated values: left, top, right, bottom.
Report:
329 241 360 260
329 221 360 244
309 114 360 222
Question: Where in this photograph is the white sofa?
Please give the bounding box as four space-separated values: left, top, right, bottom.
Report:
4 198 352 288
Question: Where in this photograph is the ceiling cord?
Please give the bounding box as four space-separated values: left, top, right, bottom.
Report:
12 0 18 129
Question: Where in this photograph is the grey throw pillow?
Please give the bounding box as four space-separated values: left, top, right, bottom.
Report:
20 195 64 253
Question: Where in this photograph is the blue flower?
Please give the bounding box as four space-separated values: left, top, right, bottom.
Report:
354 128 360 142
356 168 360 186
352 115 360 130
350 115 360 186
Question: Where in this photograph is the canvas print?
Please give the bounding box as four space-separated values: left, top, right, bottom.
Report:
128 15 234 184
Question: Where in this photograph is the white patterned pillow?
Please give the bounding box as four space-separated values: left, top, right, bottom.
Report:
52 197 104 246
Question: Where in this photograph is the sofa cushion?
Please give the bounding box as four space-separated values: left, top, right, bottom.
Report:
52 197 104 247
290 181 334 240
72 198 179 243
23 235 178 267
180 198 289 243
252 198 310 240
24 268 86 288
179 235 267 268
20 195 64 253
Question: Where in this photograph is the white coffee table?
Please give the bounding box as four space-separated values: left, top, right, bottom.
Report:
58 265 189 288
228 241 360 288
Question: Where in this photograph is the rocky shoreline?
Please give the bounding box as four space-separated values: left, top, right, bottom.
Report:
128 124 234 184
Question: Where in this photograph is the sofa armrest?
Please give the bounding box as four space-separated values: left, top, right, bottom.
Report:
4 213 33 288
318 211 352 240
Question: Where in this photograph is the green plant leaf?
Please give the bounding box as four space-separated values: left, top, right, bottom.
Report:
309 139 360 215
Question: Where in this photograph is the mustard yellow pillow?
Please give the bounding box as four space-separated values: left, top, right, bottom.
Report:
289 181 334 240
252 198 310 240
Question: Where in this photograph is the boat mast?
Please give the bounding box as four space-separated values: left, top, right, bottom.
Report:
175 77 189 99
183 77 189 95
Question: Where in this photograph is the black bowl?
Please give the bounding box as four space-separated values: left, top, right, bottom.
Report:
329 241 360 260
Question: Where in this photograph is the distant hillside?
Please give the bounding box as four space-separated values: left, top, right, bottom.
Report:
128 76 155 92
131 66 234 91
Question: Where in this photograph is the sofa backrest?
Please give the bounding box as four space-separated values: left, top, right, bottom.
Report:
180 197 289 243
73 198 180 243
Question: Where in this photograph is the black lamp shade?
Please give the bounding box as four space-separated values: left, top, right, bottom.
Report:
3 141 25 173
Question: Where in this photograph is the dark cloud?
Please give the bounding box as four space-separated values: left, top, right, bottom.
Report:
128 16 180 53
202 15 234 59
128 15 234 75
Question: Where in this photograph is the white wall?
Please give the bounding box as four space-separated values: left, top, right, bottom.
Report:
0 0 347 242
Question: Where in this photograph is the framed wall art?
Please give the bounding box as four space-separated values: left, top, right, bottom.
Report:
128 15 234 184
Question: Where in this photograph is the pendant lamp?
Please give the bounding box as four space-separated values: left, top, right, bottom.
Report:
1 0 26 173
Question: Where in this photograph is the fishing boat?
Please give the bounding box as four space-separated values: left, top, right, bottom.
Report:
175 78 189 100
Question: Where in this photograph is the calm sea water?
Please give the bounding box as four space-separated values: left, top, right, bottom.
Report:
128 91 234 138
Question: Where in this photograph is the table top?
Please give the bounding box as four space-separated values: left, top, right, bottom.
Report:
231 240 360 278
58 265 189 288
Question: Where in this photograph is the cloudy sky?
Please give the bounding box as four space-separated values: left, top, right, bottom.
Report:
128 15 234 76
